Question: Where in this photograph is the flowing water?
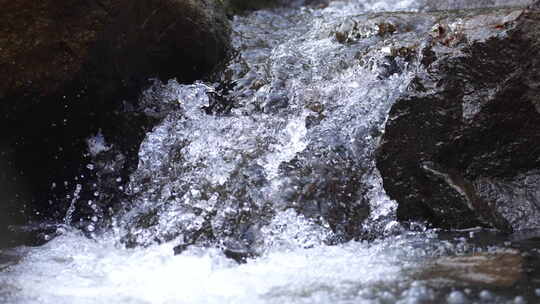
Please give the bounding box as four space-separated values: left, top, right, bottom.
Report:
2 0 540 303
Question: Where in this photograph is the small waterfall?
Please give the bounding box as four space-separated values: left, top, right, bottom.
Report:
116 2 418 251
2 1 538 303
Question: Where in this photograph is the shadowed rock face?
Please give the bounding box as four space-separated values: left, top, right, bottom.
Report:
0 0 231 247
0 0 230 108
377 1 540 231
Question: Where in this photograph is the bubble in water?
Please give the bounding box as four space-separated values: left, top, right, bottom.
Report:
479 290 493 301
447 291 469 304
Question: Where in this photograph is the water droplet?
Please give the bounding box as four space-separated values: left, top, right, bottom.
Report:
479 290 493 301
447 291 468 304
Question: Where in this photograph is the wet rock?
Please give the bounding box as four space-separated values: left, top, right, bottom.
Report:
419 251 523 287
377 2 540 231
334 16 400 44
1 0 230 101
0 0 231 246
419 0 533 12
221 239 258 263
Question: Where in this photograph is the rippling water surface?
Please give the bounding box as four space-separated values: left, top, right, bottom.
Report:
1 0 540 303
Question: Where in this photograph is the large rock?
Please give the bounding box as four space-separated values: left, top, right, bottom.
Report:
0 0 230 107
377 2 540 231
0 0 231 247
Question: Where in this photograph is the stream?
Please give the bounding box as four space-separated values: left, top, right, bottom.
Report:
1 0 540 303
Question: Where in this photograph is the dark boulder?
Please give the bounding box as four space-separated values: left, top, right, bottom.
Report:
377 2 540 231
0 0 231 247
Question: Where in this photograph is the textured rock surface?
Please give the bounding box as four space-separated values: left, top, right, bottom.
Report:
0 0 230 106
419 0 532 12
420 251 523 287
0 0 231 247
377 2 540 231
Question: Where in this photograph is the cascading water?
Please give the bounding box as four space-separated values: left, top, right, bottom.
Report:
1 1 540 303
116 1 417 251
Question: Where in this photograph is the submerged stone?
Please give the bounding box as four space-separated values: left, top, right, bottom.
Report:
419 251 523 287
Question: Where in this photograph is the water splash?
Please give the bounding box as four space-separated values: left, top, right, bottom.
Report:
2 1 538 303
63 184 82 226
116 0 423 249
2 227 534 304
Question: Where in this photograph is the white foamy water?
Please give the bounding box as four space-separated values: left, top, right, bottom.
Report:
1 227 536 304
0 228 450 304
